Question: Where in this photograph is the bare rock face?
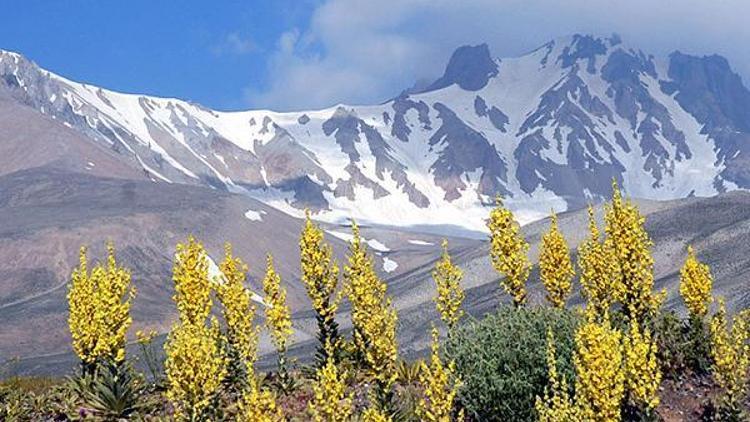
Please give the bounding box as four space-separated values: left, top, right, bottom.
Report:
422 43 499 92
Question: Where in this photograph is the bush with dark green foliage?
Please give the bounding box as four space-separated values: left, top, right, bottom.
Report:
652 310 712 379
445 306 579 422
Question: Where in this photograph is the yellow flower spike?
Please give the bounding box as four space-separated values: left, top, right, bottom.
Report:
623 317 661 410
300 212 342 364
67 243 135 365
263 254 294 392
432 239 465 330
68 246 97 364
165 237 227 420
574 312 625 422
362 407 392 422
603 181 662 322
710 299 750 414
308 342 353 422
344 221 399 401
416 328 463 422
263 254 293 355
164 319 227 420
539 212 575 309
215 242 260 372
536 329 581 422
578 205 621 318
679 246 713 319
172 236 212 326
237 378 285 422
487 196 531 306
136 329 157 345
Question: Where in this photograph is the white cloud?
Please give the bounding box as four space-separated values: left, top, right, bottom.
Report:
212 32 258 56
247 0 750 111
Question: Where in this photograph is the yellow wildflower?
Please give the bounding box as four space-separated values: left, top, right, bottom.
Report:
362 407 392 422
679 246 713 319
165 237 227 420
539 213 575 309
344 221 399 402
432 239 465 329
300 212 341 364
308 343 353 422
263 254 293 357
604 180 663 322
574 312 625 422
536 329 580 422
215 243 259 371
623 316 661 410
135 329 157 345
172 236 212 326
164 319 227 420
710 299 750 415
237 379 285 422
68 246 97 364
417 328 463 422
577 205 621 317
487 196 530 306
68 243 135 365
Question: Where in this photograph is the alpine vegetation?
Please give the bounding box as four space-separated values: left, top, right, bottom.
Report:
1 184 749 421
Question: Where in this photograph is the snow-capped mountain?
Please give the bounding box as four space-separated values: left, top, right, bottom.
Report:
2 34 750 232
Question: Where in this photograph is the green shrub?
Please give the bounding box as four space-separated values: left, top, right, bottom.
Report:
652 310 712 378
444 305 579 422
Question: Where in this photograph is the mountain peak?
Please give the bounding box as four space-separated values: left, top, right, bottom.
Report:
423 43 498 92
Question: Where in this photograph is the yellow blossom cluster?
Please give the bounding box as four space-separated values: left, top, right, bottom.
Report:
215 243 259 370
237 380 285 422
574 312 625 422
135 329 157 345
300 213 341 362
263 254 293 355
362 407 392 422
710 299 750 413
172 236 212 326
535 329 580 422
577 206 621 317
417 328 463 422
432 239 465 329
604 181 663 321
679 246 713 319
165 237 227 421
539 213 574 309
487 197 531 306
308 343 353 422
344 222 399 391
164 319 227 420
68 243 135 365
622 317 661 410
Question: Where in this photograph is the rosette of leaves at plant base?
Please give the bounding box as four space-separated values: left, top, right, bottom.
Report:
444 305 579 422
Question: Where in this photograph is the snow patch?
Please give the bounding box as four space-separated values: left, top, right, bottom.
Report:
244 209 267 222
382 257 398 273
326 230 390 252
408 239 434 246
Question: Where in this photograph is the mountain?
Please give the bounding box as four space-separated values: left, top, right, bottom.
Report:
3 34 750 233
4 34 750 375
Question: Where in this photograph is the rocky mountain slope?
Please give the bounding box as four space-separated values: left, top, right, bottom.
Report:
3 34 750 232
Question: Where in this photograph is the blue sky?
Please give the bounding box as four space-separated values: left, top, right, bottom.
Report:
3 1 748 111
1 1 318 110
